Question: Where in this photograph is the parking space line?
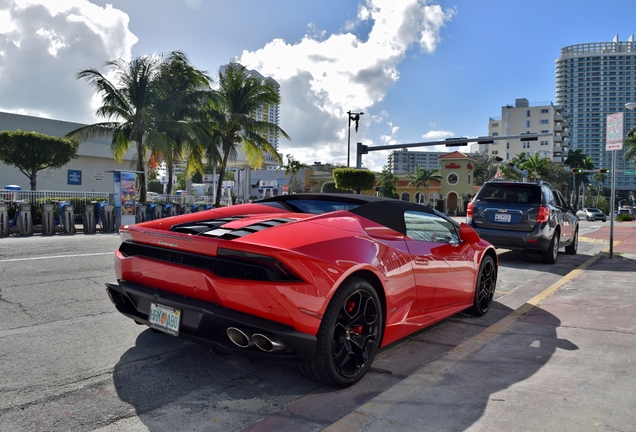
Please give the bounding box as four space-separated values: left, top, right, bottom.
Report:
0 252 113 263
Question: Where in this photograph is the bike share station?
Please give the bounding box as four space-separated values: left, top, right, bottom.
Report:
0 185 32 237
109 169 140 232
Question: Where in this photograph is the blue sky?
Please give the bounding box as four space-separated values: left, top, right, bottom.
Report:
1 0 635 171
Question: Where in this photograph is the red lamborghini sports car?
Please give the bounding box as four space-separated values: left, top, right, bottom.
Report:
106 193 497 387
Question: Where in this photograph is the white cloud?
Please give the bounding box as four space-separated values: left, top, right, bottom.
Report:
239 0 454 170
0 0 136 122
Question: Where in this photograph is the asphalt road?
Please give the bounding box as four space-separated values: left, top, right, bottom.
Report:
0 222 609 432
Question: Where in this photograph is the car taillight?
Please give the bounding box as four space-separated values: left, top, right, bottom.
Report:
467 202 474 218
537 205 550 223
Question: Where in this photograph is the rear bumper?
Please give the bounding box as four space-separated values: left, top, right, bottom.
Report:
470 225 552 252
106 281 316 363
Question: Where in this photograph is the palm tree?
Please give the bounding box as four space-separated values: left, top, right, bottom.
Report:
66 54 166 203
408 165 442 204
624 126 636 168
151 51 212 195
280 154 309 193
593 171 608 207
564 149 594 205
501 152 530 181
205 63 290 206
564 148 587 170
520 152 550 182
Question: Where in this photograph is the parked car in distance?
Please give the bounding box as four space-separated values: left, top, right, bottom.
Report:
466 180 578 264
106 193 498 387
576 207 606 222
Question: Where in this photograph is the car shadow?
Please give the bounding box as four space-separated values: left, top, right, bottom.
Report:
350 302 575 431
112 300 572 430
112 331 322 429
496 247 594 276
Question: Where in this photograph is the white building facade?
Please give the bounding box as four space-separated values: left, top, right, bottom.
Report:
0 111 135 192
483 98 570 163
556 35 636 192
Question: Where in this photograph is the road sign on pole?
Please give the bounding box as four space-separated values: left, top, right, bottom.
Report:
606 112 624 151
605 112 624 259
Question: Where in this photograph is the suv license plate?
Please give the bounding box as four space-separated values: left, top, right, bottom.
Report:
149 303 181 336
494 213 511 223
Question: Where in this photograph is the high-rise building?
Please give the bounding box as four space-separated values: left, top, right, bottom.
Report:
387 150 446 173
483 98 570 163
556 35 636 192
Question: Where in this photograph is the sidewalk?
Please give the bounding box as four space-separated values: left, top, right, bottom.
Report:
324 222 636 432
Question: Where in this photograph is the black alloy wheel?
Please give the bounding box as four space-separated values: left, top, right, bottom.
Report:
467 255 497 316
298 277 383 387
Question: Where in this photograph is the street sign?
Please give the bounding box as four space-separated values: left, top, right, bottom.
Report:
606 112 624 151
625 169 636 175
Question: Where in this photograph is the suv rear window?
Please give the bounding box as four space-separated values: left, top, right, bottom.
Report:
476 184 542 205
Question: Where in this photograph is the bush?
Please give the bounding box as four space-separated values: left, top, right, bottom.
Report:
321 181 352 194
616 213 633 222
148 179 163 193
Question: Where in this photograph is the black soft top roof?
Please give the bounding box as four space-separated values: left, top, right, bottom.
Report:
257 193 444 235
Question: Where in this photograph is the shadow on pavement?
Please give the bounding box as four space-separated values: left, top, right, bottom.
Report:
339 304 576 431
112 330 321 430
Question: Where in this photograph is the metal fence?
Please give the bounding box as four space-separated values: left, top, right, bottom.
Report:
0 189 216 223
0 189 110 205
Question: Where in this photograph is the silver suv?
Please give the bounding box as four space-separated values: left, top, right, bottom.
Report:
466 181 578 264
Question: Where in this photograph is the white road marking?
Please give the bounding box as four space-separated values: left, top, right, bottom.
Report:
0 252 113 263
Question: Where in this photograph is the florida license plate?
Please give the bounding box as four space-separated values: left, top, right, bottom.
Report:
494 213 511 223
149 303 181 336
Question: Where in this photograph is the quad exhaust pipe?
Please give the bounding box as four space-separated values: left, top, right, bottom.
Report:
226 327 286 352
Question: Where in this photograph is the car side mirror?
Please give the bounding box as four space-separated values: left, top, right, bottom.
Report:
459 222 480 244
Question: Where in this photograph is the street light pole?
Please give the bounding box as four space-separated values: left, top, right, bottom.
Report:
347 111 364 167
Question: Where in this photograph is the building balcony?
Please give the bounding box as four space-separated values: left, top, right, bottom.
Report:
554 114 565 122
553 155 565 163
554 135 563 143
554 124 564 133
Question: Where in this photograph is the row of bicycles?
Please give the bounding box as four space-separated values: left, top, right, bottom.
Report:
0 200 114 236
1 200 215 236
135 202 213 223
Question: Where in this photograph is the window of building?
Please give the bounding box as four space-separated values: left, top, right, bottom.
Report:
506 143 510 149
540 119 549 124
540 141 549 146
541 109 549 114
447 173 459 186
525 110 531 117
492 132 499 136
524 120 531 128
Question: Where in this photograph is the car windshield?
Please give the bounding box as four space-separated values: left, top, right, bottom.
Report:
476 184 541 205
588 208 601 212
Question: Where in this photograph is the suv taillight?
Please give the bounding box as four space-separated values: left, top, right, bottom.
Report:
467 201 474 218
537 205 550 223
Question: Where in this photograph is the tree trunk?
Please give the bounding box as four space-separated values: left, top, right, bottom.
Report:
30 169 37 191
214 152 231 207
135 138 147 204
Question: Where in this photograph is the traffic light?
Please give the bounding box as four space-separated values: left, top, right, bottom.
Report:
571 168 583 174
599 169 611 174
